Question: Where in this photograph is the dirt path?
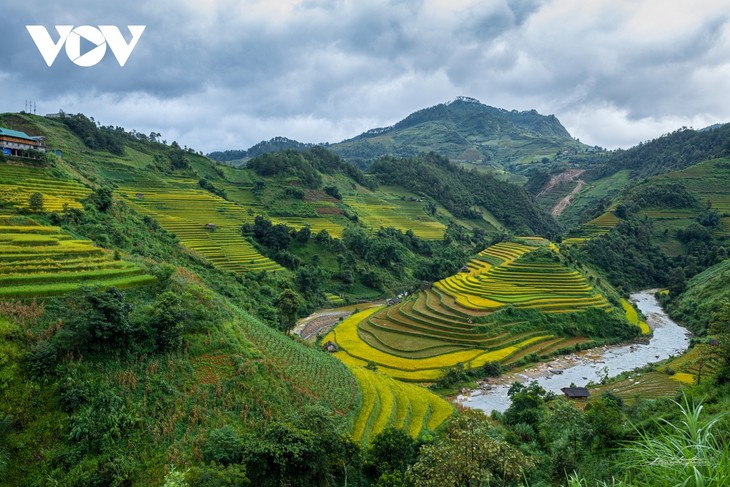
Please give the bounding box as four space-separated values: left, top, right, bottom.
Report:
551 179 585 217
293 302 383 340
537 169 585 198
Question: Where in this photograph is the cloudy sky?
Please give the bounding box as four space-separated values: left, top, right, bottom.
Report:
1 0 729 153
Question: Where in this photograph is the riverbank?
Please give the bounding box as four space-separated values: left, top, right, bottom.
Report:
457 290 691 413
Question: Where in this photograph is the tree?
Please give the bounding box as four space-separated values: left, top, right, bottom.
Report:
295 265 329 296
57 287 133 353
88 187 113 212
408 410 534 486
276 289 302 334
28 192 44 212
502 381 551 431
367 428 420 479
147 291 187 351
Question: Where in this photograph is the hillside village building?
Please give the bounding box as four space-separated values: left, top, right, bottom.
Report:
0 127 46 156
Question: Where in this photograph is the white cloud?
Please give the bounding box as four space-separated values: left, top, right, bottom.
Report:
1 0 729 152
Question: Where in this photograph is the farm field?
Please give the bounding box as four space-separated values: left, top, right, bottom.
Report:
621 298 651 335
349 366 452 443
325 240 615 381
636 157 730 253
0 216 155 297
119 185 284 273
436 241 611 312
343 187 446 240
0 163 90 212
562 211 620 246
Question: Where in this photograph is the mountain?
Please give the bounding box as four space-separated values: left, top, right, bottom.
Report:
330 96 589 170
209 97 592 172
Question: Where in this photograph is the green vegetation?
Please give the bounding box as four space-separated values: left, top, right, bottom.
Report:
330 97 589 171
370 152 561 237
1 108 729 487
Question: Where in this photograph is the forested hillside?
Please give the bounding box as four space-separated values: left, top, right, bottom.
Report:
370 152 561 238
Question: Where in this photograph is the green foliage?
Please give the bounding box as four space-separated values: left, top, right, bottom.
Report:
591 124 730 180
502 381 553 430
56 286 134 354
198 178 227 199
622 395 729 486
86 187 114 212
367 427 420 479
247 147 367 189
369 152 560 237
631 182 699 209
163 465 190 487
204 426 243 465
243 406 361 487
408 410 534 486
577 218 674 292
276 289 302 333
60 113 125 155
186 463 250 486
28 191 44 212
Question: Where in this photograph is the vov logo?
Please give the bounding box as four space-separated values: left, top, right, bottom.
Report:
26 25 146 67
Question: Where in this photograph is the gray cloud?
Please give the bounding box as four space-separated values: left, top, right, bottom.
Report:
1 0 729 153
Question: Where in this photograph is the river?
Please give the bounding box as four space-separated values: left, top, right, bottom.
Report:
456 290 691 413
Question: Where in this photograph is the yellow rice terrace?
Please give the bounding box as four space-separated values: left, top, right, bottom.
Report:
325 240 643 382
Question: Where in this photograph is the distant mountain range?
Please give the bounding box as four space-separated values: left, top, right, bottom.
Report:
209 97 590 170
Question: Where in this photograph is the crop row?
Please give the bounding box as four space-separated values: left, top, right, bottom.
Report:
435 246 609 313
119 186 284 273
343 195 445 240
0 164 90 211
349 366 452 443
324 307 554 381
0 218 155 297
620 298 651 334
233 308 361 418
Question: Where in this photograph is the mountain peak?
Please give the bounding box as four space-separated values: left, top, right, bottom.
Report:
331 98 584 169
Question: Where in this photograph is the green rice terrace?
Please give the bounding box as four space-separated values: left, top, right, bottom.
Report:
324 240 640 382
118 183 284 273
636 157 730 254
0 215 155 297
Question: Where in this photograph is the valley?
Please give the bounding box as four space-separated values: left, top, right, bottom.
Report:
0 105 728 487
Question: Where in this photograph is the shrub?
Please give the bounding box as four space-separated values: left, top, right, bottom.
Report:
204 426 242 465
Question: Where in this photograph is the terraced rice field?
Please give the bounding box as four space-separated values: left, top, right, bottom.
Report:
563 211 619 245
119 186 283 273
590 372 684 406
436 242 610 313
0 164 90 211
0 217 155 297
349 366 452 443
343 192 446 239
325 241 610 381
272 216 345 238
